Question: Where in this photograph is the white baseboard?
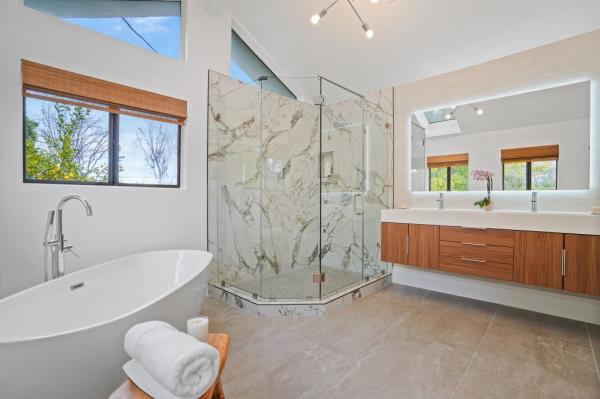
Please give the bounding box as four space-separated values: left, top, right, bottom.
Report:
393 266 600 325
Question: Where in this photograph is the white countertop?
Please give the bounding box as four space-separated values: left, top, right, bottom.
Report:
381 208 600 235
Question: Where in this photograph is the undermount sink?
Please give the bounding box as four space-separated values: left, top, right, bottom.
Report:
381 208 600 235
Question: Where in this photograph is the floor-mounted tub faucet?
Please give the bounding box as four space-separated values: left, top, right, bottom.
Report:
436 192 445 210
43 195 93 281
530 191 538 212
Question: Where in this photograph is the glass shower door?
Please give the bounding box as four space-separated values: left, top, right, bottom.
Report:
320 97 365 297
208 71 263 296
258 88 321 300
363 101 392 278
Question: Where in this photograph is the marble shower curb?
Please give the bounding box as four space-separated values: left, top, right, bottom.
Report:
208 273 391 317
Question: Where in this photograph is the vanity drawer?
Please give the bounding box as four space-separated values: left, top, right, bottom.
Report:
440 241 514 265
440 226 514 247
439 256 514 282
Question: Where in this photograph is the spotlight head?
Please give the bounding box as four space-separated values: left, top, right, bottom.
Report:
445 113 452 120
362 23 374 39
371 0 380 3
311 9 327 24
477 108 483 115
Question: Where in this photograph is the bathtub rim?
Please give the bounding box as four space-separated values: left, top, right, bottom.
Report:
0 249 212 345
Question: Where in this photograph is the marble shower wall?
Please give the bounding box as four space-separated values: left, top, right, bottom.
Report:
208 71 393 300
259 90 321 298
321 88 394 295
208 72 263 292
208 71 320 298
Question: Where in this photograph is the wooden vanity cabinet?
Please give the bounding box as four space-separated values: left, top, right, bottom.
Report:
380 223 439 268
381 222 408 264
564 234 600 296
407 224 439 269
381 221 600 297
514 231 564 289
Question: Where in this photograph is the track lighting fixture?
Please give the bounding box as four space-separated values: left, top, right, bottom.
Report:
310 0 376 39
445 104 484 120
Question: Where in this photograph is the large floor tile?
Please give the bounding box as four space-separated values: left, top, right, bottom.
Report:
291 294 419 358
351 327 472 399
494 305 590 348
394 292 497 352
298 361 390 399
221 330 347 399
454 323 600 399
203 297 306 352
587 323 600 379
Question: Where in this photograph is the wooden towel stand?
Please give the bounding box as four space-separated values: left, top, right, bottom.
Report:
109 333 230 399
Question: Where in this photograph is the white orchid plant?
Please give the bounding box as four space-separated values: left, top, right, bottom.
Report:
471 169 494 208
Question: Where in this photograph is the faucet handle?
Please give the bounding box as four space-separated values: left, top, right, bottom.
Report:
64 245 79 258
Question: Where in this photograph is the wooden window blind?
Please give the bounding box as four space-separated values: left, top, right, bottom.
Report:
22 59 187 125
427 153 469 168
501 145 559 163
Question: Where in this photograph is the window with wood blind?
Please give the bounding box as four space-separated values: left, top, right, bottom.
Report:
501 145 558 191
427 153 469 191
22 60 186 187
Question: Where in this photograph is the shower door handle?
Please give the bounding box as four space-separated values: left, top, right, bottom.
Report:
353 193 364 216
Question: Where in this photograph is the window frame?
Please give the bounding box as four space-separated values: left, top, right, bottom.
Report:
428 164 469 192
24 0 183 60
231 30 297 100
22 97 182 188
502 160 558 191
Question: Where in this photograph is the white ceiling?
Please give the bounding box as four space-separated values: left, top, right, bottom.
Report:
418 81 591 137
226 0 600 96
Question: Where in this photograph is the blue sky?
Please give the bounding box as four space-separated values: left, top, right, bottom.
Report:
66 16 181 59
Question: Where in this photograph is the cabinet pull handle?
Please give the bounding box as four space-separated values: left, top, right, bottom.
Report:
561 249 566 276
461 257 487 264
406 234 410 258
462 242 487 247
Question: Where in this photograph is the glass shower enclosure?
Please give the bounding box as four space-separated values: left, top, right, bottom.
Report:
208 70 393 301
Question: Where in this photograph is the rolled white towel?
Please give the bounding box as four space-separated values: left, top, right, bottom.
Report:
124 321 220 398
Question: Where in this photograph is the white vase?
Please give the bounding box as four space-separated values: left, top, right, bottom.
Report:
484 202 493 212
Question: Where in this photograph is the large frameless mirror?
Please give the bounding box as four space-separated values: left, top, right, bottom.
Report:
410 81 591 192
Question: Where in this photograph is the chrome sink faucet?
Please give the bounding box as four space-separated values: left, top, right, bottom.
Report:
530 191 538 212
43 195 93 281
436 192 445 210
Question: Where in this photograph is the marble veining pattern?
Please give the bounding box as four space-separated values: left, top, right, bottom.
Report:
208 71 393 300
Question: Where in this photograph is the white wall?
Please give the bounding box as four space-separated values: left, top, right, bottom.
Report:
0 0 232 298
395 29 600 212
391 30 600 322
426 118 590 190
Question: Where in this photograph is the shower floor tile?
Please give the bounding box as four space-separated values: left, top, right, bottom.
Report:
232 266 364 300
203 284 600 399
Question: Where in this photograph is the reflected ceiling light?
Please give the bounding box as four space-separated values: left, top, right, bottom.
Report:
444 104 483 121
310 0 376 39
470 104 483 115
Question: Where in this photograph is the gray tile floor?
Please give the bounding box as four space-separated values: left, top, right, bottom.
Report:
203 284 600 399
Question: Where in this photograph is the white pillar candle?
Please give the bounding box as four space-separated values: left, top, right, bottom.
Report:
186 317 209 342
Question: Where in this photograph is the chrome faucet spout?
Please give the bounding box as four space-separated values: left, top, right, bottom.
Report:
436 192 445 210
43 195 93 281
530 191 538 213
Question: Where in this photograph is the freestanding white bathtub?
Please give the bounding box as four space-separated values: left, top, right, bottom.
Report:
0 249 212 399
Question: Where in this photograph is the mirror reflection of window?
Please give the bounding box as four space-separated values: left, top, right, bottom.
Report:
411 81 590 192
427 153 469 191
501 145 558 190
